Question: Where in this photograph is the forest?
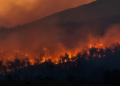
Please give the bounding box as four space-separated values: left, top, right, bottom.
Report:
0 42 120 85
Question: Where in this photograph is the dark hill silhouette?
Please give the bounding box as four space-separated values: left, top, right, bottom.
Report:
21 0 120 28
0 0 119 40
0 1 120 85
0 0 117 31
0 0 119 52
0 0 119 66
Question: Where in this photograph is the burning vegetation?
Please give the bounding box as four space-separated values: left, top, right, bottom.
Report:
0 41 120 75
0 15 120 77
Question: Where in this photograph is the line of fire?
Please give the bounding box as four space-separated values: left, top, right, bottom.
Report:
0 41 120 75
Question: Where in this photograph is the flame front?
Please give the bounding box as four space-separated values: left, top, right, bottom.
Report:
0 29 120 75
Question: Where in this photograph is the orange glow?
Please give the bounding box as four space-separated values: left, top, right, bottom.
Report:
69 54 71 59
43 47 47 50
99 54 101 58
29 60 34 65
90 45 92 49
42 57 45 63
54 58 59 64
64 59 67 62
0 24 120 76
88 43 104 49
54 63 58 65
0 0 96 28
0 40 119 76
25 54 28 57
112 50 114 53
87 51 90 55
14 50 20 53
7 69 11 73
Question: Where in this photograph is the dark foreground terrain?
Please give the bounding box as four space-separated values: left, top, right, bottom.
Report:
0 80 118 86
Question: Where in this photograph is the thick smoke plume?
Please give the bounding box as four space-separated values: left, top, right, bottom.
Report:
0 0 96 28
0 15 120 65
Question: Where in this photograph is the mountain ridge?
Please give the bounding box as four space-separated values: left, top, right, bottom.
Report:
21 0 120 28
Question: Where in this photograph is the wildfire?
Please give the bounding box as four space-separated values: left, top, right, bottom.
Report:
99 54 101 58
68 53 71 59
112 50 114 53
29 60 34 65
0 40 119 76
43 47 47 50
90 45 92 49
87 51 90 55
0 50 3 53
42 57 45 63
88 43 104 49
93 54 95 57
14 50 20 53
64 59 67 62
25 54 29 57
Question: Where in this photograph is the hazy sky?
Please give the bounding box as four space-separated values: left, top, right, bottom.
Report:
0 0 96 28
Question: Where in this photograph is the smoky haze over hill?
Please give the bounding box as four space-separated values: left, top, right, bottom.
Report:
0 0 96 28
0 0 120 62
0 0 120 85
25 0 120 26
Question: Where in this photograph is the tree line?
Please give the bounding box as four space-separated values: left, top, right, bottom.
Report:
0 42 120 85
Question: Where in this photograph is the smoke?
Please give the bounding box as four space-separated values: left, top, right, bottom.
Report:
0 4 120 66
0 16 120 64
99 24 120 47
0 14 120 84
0 0 96 28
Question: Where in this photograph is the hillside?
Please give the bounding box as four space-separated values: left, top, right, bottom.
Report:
22 0 120 28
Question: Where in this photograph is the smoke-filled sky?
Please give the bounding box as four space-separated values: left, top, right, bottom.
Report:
0 0 96 28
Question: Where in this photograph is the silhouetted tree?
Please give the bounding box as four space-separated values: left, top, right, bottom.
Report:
25 58 31 66
13 75 21 81
65 53 69 61
48 59 51 63
66 75 75 82
14 75 18 80
6 75 13 80
29 76 33 81
2 65 7 74
44 76 54 82
103 69 120 85
6 60 12 72
71 57 76 61
17 76 21 80
60 55 65 63
90 79 93 84
14 58 21 69
90 48 97 56
103 71 112 85
0 60 3 68
34 59 39 65
0 60 3 73
24 77 29 81
76 53 82 60
8 61 16 71
40 53 45 61
21 59 25 68
96 79 99 84
78 78 89 84
34 75 43 81
111 69 120 85
99 48 104 57
105 48 113 58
